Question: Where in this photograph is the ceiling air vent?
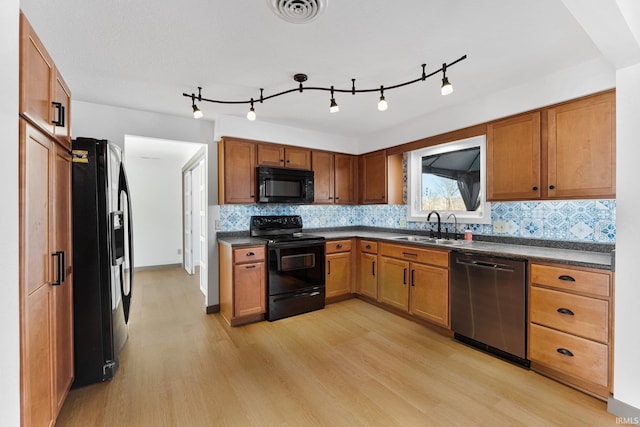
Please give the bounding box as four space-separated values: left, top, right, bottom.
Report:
267 0 328 24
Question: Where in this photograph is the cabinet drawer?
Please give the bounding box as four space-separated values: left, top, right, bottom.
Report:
529 323 608 388
379 243 448 268
326 239 352 253
530 264 610 297
360 240 378 254
530 286 608 343
233 246 265 263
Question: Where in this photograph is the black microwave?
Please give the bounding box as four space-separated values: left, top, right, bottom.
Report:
256 166 314 204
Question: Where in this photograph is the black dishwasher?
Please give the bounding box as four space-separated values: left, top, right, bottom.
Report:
451 252 530 368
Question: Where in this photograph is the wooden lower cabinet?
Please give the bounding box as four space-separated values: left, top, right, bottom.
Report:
528 262 613 400
325 239 353 300
357 240 378 299
20 119 74 426
219 244 266 326
378 243 450 328
409 262 449 326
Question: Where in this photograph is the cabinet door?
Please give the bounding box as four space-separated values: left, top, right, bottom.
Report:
360 150 387 204
409 263 449 327
334 154 355 204
285 147 311 170
326 251 352 298
358 252 378 299
257 143 284 167
20 13 55 135
378 256 409 311
547 92 615 199
52 143 74 414
222 139 256 204
486 112 541 201
20 121 54 426
312 151 334 204
53 70 71 149
234 262 266 317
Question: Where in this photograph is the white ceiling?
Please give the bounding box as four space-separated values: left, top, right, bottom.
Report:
124 135 203 163
18 0 622 139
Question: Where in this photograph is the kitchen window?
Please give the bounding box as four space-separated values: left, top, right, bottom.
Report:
407 135 491 224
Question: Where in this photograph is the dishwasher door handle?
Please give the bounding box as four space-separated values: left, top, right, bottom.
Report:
456 258 515 272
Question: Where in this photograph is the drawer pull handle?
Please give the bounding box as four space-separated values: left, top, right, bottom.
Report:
336 243 343 249
365 244 371 249
556 348 574 357
246 251 255 256
558 275 576 282
402 252 417 257
245 265 257 269
557 307 575 316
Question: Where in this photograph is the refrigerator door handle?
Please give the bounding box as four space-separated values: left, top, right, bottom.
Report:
118 164 134 323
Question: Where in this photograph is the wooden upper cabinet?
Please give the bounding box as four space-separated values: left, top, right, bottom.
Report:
487 112 541 201
20 13 55 136
312 150 335 204
219 138 256 204
334 153 356 204
19 13 71 148
257 143 311 170
53 70 72 149
546 91 615 199
360 150 388 204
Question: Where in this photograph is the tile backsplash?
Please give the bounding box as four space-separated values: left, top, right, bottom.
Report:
219 200 616 243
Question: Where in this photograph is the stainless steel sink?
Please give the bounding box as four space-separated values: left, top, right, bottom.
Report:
393 235 465 246
393 236 435 242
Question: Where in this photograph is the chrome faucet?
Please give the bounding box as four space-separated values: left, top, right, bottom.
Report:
447 213 458 240
427 210 441 239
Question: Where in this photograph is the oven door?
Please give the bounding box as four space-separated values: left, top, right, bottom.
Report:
267 241 325 295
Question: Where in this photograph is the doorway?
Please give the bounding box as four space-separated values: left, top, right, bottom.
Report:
124 135 207 299
182 148 207 296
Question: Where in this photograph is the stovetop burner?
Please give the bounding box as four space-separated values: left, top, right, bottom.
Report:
250 215 324 245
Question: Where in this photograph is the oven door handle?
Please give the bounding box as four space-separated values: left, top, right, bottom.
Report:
273 291 322 303
268 240 326 249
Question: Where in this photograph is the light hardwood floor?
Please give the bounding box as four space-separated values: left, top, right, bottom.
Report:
57 267 616 426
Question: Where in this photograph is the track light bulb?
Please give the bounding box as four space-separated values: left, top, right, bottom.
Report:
378 95 388 111
247 106 256 121
192 104 203 119
329 98 339 113
441 76 453 96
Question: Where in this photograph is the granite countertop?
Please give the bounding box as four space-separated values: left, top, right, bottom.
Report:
217 228 613 270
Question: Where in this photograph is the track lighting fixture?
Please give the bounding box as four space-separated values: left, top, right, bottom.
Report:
377 86 388 111
247 99 257 121
441 63 453 96
191 87 204 119
183 55 466 120
329 86 339 113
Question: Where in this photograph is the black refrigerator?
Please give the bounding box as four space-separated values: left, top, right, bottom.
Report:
71 137 134 387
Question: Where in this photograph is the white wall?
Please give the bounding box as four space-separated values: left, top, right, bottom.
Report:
214 113 359 153
1 4 21 426
127 156 185 268
613 62 640 412
363 57 615 152
72 101 220 307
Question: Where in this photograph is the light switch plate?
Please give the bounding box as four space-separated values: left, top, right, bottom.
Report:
399 218 407 228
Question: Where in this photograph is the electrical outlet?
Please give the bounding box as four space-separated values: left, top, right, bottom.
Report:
320 217 327 226
399 218 407 228
493 220 506 233
215 219 221 230
177 248 182 255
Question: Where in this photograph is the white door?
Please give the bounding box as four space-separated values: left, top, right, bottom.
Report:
197 159 207 296
183 170 194 275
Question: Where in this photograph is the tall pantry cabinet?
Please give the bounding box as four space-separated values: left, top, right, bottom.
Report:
19 12 74 427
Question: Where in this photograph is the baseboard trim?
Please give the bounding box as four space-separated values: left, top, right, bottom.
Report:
608 397 640 422
134 263 182 272
206 304 220 314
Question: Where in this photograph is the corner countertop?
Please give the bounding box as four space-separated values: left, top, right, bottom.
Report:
217 229 613 270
